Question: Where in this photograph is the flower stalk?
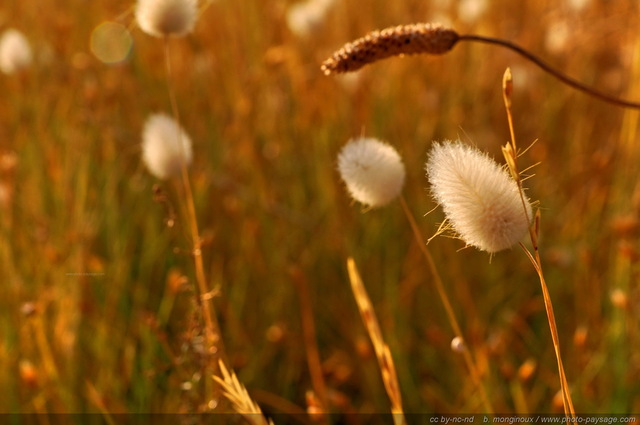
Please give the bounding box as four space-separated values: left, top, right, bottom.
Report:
501 68 575 418
165 37 224 354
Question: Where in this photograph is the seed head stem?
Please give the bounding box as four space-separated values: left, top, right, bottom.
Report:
459 33 640 109
400 195 493 413
503 73 575 418
163 37 225 402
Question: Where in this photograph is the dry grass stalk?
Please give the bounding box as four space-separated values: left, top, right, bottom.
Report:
164 37 224 365
501 69 575 418
399 196 494 413
321 23 459 75
213 360 274 425
291 267 328 419
162 39 225 404
346 257 406 425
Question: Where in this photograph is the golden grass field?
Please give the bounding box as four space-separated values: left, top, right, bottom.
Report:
2 0 640 420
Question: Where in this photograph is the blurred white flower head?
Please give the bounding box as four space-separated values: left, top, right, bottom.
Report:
426 140 532 253
0 29 32 74
135 0 198 38
141 113 193 179
338 137 405 208
286 0 335 38
565 0 591 12
457 0 488 24
544 20 571 54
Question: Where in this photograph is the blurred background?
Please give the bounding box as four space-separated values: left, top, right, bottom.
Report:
1 0 639 419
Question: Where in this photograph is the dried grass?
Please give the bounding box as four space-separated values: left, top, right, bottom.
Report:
346 257 406 425
213 360 274 425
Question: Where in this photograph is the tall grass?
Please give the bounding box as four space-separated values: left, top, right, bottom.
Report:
1 0 640 418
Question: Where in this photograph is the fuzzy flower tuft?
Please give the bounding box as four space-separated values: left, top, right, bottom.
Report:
338 137 405 208
135 0 198 38
0 29 32 74
426 140 532 253
141 113 193 180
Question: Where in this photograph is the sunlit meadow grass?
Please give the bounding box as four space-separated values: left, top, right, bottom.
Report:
1 0 640 420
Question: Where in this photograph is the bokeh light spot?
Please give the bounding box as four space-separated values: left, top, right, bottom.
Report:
90 21 132 64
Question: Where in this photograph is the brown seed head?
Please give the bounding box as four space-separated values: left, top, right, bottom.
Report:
321 23 459 75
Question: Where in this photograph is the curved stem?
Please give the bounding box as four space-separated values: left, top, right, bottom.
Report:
459 34 640 109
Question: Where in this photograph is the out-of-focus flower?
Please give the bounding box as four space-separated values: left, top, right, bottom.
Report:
135 0 198 38
286 0 335 38
141 113 193 179
0 29 32 74
338 137 405 208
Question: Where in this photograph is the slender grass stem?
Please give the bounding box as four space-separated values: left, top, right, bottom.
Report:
459 34 640 109
399 195 493 413
163 38 224 404
502 70 575 417
519 243 575 417
292 269 329 420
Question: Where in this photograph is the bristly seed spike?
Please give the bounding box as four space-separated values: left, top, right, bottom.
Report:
321 23 459 75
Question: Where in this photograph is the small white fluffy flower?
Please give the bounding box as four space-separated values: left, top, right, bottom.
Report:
338 137 405 208
141 113 193 179
426 140 532 253
135 0 198 38
0 29 32 74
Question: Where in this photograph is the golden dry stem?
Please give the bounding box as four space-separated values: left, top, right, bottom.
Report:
321 23 459 75
347 257 406 425
502 68 575 418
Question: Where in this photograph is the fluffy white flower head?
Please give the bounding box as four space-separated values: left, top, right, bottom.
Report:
141 113 193 180
0 29 32 74
135 0 198 38
426 140 532 253
338 137 405 208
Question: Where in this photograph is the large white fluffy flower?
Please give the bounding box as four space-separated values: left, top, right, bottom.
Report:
135 0 198 38
0 29 32 74
426 140 532 253
338 137 405 208
141 113 193 180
